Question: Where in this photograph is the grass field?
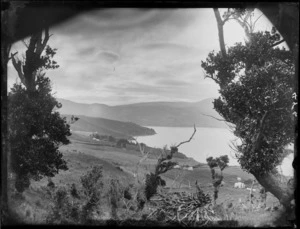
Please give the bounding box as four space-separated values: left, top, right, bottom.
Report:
6 130 292 226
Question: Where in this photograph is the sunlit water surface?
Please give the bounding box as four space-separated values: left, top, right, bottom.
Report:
135 126 294 176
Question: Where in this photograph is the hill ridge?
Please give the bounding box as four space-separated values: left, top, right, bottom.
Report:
57 98 227 128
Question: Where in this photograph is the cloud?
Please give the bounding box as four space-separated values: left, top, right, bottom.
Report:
97 51 120 63
156 79 191 87
11 8 257 105
77 46 98 56
52 9 201 36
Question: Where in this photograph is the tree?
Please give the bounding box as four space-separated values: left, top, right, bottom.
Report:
201 9 295 208
8 28 70 192
206 155 229 205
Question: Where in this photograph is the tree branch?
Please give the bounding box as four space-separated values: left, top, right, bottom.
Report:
253 14 263 28
133 138 150 182
176 124 197 148
199 112 234 124
133 138 146 157
8 52 18 60
11 53 25 85
213 8 227 57
270 39 285 48
252 111 269 153
22 40 29 49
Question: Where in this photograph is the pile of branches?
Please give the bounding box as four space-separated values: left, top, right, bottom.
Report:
147 186 221 226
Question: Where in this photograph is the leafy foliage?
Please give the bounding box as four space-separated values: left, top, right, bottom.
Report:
46 186 81 224
8 30 73 192
47 165 104 224
143 146 178 202
80 165 103 220
206 155 229 203
201 31 294 175
8 74 70 192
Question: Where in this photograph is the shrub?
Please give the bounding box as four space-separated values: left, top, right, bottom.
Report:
108 136 116 142
109 179 123 219
15 175 30 193
80 166 103 222
35 200 42 207
116 139 129 148
47 178 55 189
70 183 80 199
47 166 104 224
46 187 77 224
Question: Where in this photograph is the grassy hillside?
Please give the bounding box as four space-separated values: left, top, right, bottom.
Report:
7 131 286 226
63 114 156 139
9 131 284 227
57 98 228 128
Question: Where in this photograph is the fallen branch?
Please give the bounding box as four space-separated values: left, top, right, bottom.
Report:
147 189 219 226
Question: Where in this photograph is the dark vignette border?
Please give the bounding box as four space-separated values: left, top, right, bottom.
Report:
1 0 298 228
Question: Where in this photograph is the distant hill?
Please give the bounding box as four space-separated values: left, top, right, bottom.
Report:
63 114 156 139
57 98 228 128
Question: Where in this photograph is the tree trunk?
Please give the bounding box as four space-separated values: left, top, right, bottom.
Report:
213 8 227 58
1 39 11 223
253 169 294 208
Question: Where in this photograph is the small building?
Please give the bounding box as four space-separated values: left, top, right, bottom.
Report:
234 182 245 189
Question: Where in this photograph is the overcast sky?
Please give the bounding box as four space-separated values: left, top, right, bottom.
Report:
8 8 279 105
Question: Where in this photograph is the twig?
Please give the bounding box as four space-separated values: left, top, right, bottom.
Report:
8 51 18 60
176 124 197 148
252 14 263 28
199 112 234 124
270 39 285 48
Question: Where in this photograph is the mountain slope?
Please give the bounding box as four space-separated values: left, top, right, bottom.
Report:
63 114 156 138
58 98 227 128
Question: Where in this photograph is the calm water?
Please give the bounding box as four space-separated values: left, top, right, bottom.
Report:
135 126 294 176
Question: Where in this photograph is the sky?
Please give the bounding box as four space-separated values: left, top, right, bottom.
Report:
8 8 281 105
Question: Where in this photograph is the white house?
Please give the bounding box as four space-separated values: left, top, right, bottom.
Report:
173 165 181 169
234 182 245 189
187 166 193 171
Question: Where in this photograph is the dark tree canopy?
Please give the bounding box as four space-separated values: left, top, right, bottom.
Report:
8 74 70 192
8 29 71 193
202 31 294 175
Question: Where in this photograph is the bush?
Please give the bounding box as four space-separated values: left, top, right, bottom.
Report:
116 139 129 148
46 187 78 224
47 166 104 224
108 136 116 142
15 175 30 193
70 183 80 199
80 165 103 222
47 178 55 189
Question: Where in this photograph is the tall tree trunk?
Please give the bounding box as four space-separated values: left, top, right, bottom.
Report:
213 8 227 58
253 169 294 208
1 40 11 224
